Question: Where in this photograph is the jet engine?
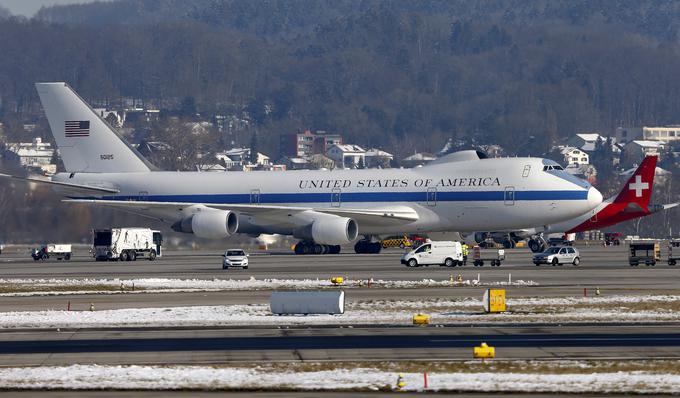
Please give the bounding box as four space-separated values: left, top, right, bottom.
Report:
294 215 358 245
172 210 238 239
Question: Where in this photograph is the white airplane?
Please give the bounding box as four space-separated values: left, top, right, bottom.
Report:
460 156 679 252
1 82 603 255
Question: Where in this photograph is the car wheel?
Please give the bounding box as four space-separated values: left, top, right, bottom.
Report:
444 258 454 267
243 266 249 269
119 251 128 262
149 249 157 261
408 258 418 267
533 262 540 266
552 258 559 266
572 257 580 266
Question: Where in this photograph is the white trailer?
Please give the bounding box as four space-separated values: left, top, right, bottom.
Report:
93 228 162 261
32 244 72 261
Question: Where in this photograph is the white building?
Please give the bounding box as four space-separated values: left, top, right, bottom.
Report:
216 147 271 170
616 126 680 144
364 148 393 168
560 146 589 166
623 140 663 165
326 144 366 168
568 133 603 152
402 152 437 167
4 137 56 175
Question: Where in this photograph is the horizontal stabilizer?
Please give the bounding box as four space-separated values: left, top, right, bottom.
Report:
0 173 119 195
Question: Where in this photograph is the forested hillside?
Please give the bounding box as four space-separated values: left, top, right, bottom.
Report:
0 0 677 157
0 0 678 241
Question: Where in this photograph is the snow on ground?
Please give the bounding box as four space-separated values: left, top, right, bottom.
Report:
0 277 537 296
1 364 679 393
2 295 680 328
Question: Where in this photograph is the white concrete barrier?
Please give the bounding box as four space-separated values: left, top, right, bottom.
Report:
270 291 345 315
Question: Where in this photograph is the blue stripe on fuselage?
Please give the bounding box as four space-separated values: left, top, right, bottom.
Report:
95 190 588 204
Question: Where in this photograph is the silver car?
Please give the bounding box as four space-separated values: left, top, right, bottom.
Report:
222 249 249 269
533 246 580 266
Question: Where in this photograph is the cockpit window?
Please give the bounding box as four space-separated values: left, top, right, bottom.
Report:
543 165 564 171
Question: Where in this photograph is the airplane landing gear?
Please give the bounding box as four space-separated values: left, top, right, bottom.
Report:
294 241 341 255
528 236 548 253
354 238 381 254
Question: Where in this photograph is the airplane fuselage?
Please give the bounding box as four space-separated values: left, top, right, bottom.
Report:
56 156 601 236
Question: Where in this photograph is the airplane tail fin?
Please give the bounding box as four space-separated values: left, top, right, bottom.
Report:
35 82 152 173
612 155 657 211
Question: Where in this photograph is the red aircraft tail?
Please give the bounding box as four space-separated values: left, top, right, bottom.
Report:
612 155 657 212
566 155 659 233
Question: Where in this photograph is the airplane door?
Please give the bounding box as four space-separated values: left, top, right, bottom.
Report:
331 188 341 207
427 188 437 207
250 189 261 204
504 186 515 206
522 165 531 177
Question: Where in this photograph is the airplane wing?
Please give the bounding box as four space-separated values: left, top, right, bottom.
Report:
0 173 119 195
62 199 420 226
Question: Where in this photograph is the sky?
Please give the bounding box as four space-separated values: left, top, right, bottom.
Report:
0 0 99 17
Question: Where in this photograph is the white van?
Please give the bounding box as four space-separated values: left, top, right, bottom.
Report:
401 241 464 267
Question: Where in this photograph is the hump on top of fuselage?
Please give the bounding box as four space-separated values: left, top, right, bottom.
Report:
426 150 487 166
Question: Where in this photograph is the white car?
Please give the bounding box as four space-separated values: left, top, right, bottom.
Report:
533 246 580 266
222 249 249 269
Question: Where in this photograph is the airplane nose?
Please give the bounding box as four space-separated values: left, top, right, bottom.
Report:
587 186 603 209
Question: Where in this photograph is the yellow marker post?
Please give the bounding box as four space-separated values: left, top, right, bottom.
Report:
330 276 344 285
412 313 430 325
473 342 495 359
483 288 506 313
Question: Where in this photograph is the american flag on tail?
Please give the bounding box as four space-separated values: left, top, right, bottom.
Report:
65 120 90 137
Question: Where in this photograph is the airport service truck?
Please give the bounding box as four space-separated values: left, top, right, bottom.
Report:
93 228 162 261
32 244 72 261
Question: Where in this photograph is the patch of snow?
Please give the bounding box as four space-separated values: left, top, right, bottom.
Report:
0 365 679 393
1 298 680 329
0 277 537 296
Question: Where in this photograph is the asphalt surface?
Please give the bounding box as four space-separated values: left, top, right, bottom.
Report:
0 245 679 312
1 244 679 395
1 324 680 366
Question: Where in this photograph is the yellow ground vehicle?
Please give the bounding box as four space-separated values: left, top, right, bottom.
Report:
628 241 661 266
381 235 412 249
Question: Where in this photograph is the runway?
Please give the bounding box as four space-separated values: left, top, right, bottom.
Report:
1 324 680 366
0 245 678 313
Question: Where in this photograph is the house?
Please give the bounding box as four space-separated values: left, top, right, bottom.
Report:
326 144 366 168
615 127 643 144
616 126 680 144
216 147 271 170
364 148 393 168
280 130 343 158
568 133 603 152
622 140 663 165
280 156 310 170
4 137 56 175
559 146 589 166
198 163 227 172
401 152 437 167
